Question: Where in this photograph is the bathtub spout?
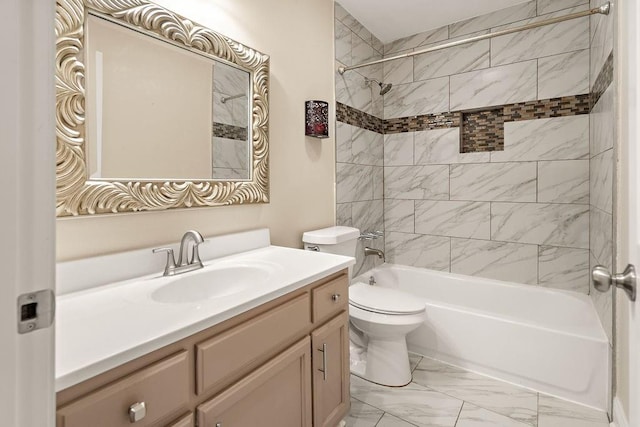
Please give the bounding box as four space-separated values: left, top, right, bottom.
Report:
364 247 385 262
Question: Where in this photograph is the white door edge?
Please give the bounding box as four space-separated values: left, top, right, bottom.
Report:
0 1 56 426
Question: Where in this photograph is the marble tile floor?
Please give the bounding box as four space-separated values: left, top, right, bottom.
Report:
346 354 610 427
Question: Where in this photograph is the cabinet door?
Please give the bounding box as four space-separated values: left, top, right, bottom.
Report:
197 337 312 427
312 311 350 427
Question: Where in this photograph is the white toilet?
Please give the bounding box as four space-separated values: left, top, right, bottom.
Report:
302 226 426 387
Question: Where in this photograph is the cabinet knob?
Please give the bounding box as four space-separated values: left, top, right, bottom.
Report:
331 293 340 302
128 402 146 423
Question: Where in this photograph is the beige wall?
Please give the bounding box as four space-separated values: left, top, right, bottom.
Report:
57 0 336 260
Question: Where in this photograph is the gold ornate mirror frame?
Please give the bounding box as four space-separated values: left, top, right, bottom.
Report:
55 0 269 217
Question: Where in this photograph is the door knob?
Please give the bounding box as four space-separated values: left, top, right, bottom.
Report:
592 264 636 301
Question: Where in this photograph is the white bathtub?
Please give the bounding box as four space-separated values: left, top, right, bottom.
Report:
353 264 610 410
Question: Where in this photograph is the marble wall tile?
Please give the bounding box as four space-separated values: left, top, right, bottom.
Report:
590 149 613 214
538 246 590 293
590 206 612 269
450 163 537 202
590 83 614 156
415 201 491 239
450 61 537 111
537 160 589 204
385 232 451 271
538 394 609 427
449 1 536 38
213 62 248 96
415 128 491 165
335 19 352 66
384 77 450 119
494 115 589 162
212 137 247 169
212 92 235 125
336 66 372 113
352 200 384 235
385 200 415 233
337 163 373 203
340 12 371 44
413 39 490 82
336 203 352 227
352 34 376 69
589 259 613 343
351 127 384 166
385 165 450 200
334 2 349 23
450 238 538 284
373 166 384 199
538 49 590 99
538 0 589 15
336 121 352 164
384 132 414 166
590 0 614 89
491 13 589 66
384 26 449 55
372 35 384 55
383 55 413 86
491 203 589 248
211 167 247 180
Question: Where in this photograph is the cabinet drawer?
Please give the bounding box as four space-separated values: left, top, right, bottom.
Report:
196 293 311 395
312 274 348 323
56 351 189 427
197 337 312 427
168 412 194 427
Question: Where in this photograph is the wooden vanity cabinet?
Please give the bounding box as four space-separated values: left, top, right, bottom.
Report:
311 312 350 427
56 269 350 427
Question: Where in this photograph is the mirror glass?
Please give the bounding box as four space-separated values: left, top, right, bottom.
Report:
85 15 251 181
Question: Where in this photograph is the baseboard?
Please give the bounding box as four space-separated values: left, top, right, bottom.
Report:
612 397 629 427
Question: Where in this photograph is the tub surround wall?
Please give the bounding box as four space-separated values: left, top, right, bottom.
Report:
335 4 385 276
589 0 615 343
380 1 592 293
57 0 336 260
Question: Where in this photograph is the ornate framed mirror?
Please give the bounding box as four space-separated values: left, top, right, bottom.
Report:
55 0 269 216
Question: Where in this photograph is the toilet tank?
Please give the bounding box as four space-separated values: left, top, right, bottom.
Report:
302 226 360 257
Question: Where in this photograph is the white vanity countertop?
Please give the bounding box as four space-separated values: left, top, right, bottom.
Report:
55 245 353 391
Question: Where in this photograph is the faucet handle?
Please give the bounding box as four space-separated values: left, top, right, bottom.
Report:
152 247 177 276
190 240 205 268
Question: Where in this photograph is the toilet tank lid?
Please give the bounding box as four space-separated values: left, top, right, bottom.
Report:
302 226 360 245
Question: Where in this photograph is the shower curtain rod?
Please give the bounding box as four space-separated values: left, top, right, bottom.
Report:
337 2 610 75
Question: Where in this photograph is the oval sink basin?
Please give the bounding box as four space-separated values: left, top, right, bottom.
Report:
151 264 270 304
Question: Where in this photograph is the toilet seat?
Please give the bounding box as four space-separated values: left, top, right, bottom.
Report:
349 282 426 315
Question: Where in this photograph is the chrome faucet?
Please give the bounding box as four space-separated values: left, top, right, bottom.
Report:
364 247 385 262
153 230 205 276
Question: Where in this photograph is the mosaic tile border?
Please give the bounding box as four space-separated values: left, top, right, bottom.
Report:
212 122 248 141
460 108 504 153
336 102 384 133
591 51 614 109
338 94 591 137
384 112 460 134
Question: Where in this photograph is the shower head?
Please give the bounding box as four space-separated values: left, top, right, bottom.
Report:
365 77 393 95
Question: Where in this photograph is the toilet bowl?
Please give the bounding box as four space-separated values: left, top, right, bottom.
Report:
348 282 426 386
302 226 426 387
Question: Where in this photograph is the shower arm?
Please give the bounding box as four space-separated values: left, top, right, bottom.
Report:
338 2 610 75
